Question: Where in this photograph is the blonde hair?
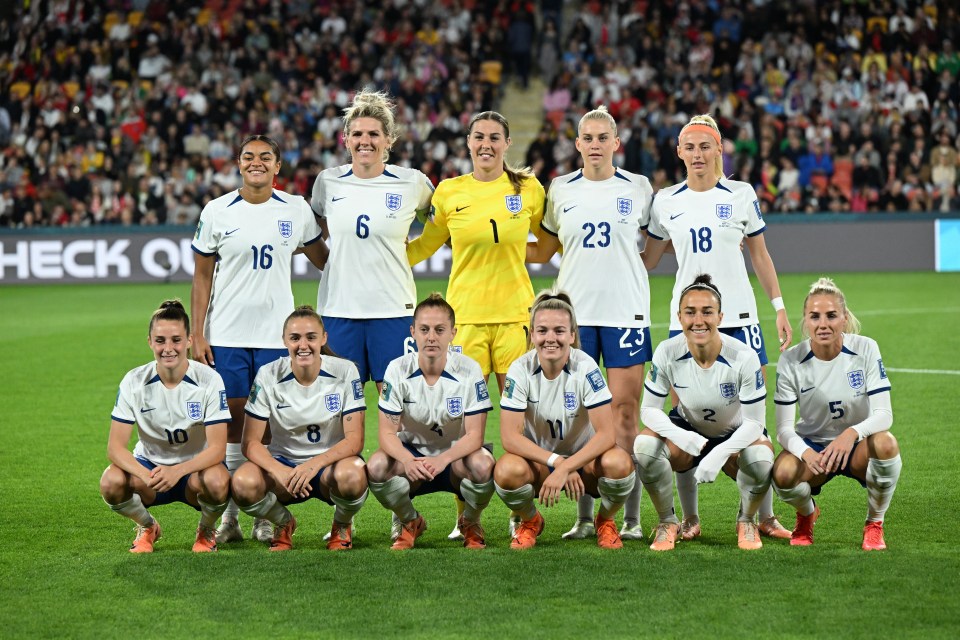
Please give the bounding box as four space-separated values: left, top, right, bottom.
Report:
800 277 861 338
528 288 581 349
468 111 535 194
679 114 724 180
342 90 399 162
578 105 618 137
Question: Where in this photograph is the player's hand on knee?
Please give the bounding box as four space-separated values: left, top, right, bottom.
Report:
563 472 585 502
801 449 826 476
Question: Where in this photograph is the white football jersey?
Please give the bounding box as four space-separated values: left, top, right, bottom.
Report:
112 361 231 465
501 348 613 457
648 179 765 330
192 189 322 348
311 164 433 318
542 168 653 328
378 351 493 456
244 355 366 464
644 333 766 438
774 334 891 445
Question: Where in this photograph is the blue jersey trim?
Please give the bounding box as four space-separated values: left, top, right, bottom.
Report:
465 407 492 416
441 371 458 381
227 193 244 207
867 386 891 396
841 345 858 356
715 181 733 193
674 184 689 195
279 372 296 383
244 408 269 421
716 354 731 367
111 415 136 424
382 168 400 179
338 168 354 178
585 397 613 409
541 224 558 237
613 170 630 182
407 369 423 379
204 418 232 426
342 406 365 416
182 374 199 387
677 352 693 361
378 405 402 416
146 374 162 385
740 394 767 405
646 231 664 241
303 233 323 246
191 245 217 257
643 383 668 398
774 398 797 405
800 350 816 363
568 172 584 183
271 191 286 203
318 369 336 378
746 226 766 237
500 405 526 412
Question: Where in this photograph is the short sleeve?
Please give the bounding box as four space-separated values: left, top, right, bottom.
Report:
738 352 767 405
637 178 653 230
644 346 671 398
647 197 668 241
864 338 891 396
111 373 136 424
310 172 326 217
464 360 493 415
581 365 612 409
342 362 366 415
191 204 219 256
299 199 323 247
500 360 529 411
416 170 435 211
244 369 271 421
774 353 799 405
743 188 766 237
379 359 404 415
203 370 231 426
542 189 559 236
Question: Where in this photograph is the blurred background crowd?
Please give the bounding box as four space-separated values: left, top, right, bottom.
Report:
1 0 958 230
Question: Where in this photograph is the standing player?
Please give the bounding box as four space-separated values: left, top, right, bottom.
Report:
310 90 434 392
634 276 774 551
527 105 653 541
231 306 368 551
367 294 495 550
494 290 636 550
407 110 545 539
772 278 901 550
100 300 231 553
191 134 326 544
642 114 791 541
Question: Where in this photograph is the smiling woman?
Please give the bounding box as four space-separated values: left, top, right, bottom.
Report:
190 134 328 544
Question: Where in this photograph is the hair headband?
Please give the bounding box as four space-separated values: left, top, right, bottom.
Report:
679 123 722 145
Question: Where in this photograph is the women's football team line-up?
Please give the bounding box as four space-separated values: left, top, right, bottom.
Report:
100 91 901 555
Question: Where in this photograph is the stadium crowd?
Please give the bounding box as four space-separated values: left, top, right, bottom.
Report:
1 0 958 229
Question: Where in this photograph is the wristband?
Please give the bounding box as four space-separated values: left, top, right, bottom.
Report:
771 297 785 312
547 453 561 467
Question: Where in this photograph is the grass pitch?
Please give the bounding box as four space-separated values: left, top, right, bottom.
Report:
1 272 958 638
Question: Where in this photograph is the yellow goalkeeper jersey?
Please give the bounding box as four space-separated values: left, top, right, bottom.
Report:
407 172 545 324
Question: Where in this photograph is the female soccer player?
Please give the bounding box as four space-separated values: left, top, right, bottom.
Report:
191 134 326 544
642 114 791 541
406 110 545 539
310 90 434 391
634 275 773 551
528 105 654 542
230 306 368 551
367 294 495 550
100 300 231 553
494 290 636 550
772 278 901 550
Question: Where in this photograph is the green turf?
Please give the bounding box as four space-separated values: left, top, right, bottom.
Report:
1 272 958 638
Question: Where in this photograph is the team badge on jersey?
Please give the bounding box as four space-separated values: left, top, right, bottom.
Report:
352 378 364 400
505 194 522 213
325 393 342 413
755 369 764 390
719 382 737 399
447 397 463 417
878 359 887 379
186 401 203 421
753 200 763 220
716 204 733 220
476 380 489 402
503 377 516 399
194 220 203 239
847 370 865 390
586 369 606 392
249 383 261 403
382 381 392 402
617 198 633 216
385 193 402 211
563 392 579 411
219 390 228 411
450 345 463 353
278 220 293 239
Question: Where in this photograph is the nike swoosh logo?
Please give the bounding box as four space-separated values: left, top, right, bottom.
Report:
669 212 685 220
332 196 346 202
673 385 688 389
528 399 539 403
800 387 815 393
276 403 291 410
140 407 156 413
563 206 577 213
402 399 416 404
629 349 644 357
456 205 470 212
225 228 240 235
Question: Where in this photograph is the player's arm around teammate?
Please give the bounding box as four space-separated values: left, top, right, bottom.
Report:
633 276 773 552
772 278 901 550
230 307 368 551
366 294 496 550
493 290 635 550
100 300 232 553
526 105 654 541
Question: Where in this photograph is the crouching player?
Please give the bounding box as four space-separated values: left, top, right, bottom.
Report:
494 290 635 550
100 300 231 553
634 275 773 551
773 277 901 550
367 294 495 550
232 306 368 551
